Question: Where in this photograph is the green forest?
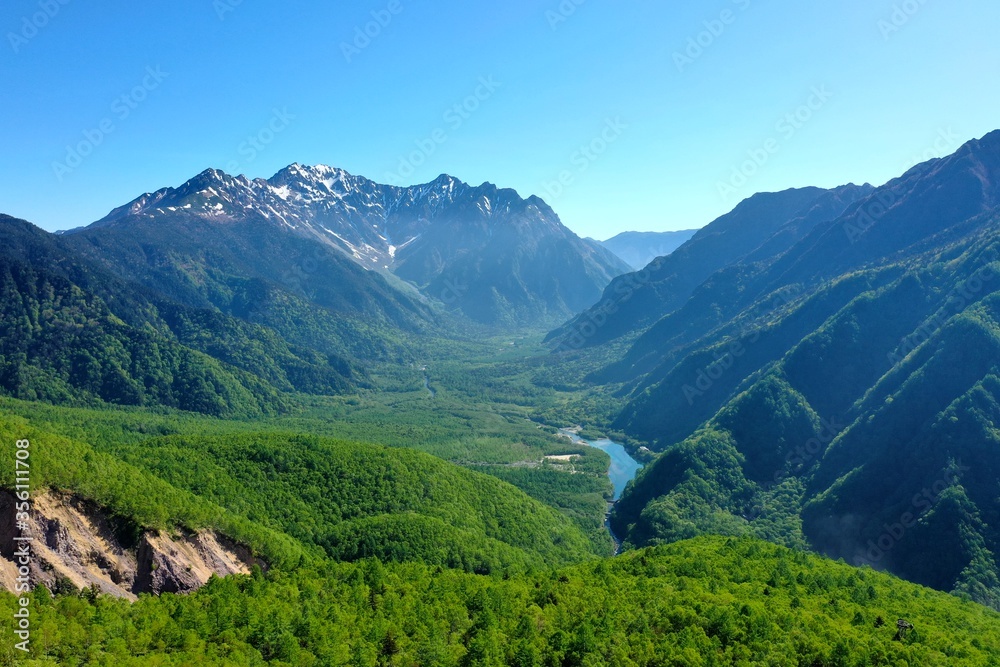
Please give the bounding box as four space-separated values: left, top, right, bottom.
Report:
4 536 1000 666
4 325 1000 664
5 129 1000 664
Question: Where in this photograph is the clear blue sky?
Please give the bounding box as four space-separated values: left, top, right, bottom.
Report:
3 0 999 239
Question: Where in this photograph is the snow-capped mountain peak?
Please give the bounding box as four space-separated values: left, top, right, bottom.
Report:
81 163 630 324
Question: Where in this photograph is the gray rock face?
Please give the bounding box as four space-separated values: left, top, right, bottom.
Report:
0 491 258 599
77 165 631 326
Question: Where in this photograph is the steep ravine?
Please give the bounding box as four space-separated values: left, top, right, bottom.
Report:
0 490 261 600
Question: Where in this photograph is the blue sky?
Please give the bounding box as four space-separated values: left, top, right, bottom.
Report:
3 0 999 239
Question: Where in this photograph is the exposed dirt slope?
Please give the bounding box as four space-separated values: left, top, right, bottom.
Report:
0 490 258 599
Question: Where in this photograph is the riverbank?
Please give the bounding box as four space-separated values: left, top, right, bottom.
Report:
558 427 643 553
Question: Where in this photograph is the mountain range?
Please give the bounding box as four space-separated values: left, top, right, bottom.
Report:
6 129 1000 662
0 165 637 416
548 130 1000 607
548 183 876 351
600 229 699 270
70 165 630 327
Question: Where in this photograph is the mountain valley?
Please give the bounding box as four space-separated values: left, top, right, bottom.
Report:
5 134 1000 663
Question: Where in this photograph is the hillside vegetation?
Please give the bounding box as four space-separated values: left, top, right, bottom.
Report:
0 412 598 577
601 133 1000 609
4 536 1000 665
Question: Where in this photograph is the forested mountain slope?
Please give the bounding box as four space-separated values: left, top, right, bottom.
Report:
5 534 1000 665
605 132 1000 608
0 413 597 579
600 229 699 270
548 184 873 351
0 214 371 416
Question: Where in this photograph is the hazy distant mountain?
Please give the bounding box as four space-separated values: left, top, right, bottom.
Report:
78 166 630 327
600 230 699 270
600 130 1000 607
547 184 873 350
